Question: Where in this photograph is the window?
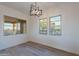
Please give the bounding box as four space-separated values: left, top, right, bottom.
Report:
39 18 47 34
4 16 26 36
49 15 61 35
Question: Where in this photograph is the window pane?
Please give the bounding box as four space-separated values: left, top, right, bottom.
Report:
4 16 26 36
49 15 61 35
16 23 21 34
4 23 14 35
39 18 47 34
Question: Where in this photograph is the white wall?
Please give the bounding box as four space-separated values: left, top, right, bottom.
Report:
29 3 79 55
0 5 30 50
0 3 79 55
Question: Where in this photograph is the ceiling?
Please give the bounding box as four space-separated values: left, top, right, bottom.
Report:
0 2 57 14
0 2 78 14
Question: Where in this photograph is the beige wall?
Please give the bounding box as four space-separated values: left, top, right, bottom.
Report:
0 5 30 50
29 3 79 55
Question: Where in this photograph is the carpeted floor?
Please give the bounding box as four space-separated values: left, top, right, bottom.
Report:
0 41 78 56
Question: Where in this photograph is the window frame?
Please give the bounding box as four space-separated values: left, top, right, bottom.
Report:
3 15 27 36
49 15 62 36
39 18 48 35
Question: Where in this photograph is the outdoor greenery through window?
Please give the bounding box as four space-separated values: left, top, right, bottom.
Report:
4 16 26 36
39 18 47 34
49 15 61 35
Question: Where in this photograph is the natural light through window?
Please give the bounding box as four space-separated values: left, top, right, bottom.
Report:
39 18 47 34
49 15 61 35
4 16 26 36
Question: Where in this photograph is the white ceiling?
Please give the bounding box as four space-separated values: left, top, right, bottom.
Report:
0 2 79 14
0 2 57 14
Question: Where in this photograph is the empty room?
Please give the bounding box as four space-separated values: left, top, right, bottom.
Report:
0 2 79 56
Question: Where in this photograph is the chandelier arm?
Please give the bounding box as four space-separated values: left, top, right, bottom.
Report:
30 2 42 16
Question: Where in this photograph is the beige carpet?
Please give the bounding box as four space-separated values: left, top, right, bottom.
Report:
0 42 77 56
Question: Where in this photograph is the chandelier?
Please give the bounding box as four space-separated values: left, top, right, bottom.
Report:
30 2 42 16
